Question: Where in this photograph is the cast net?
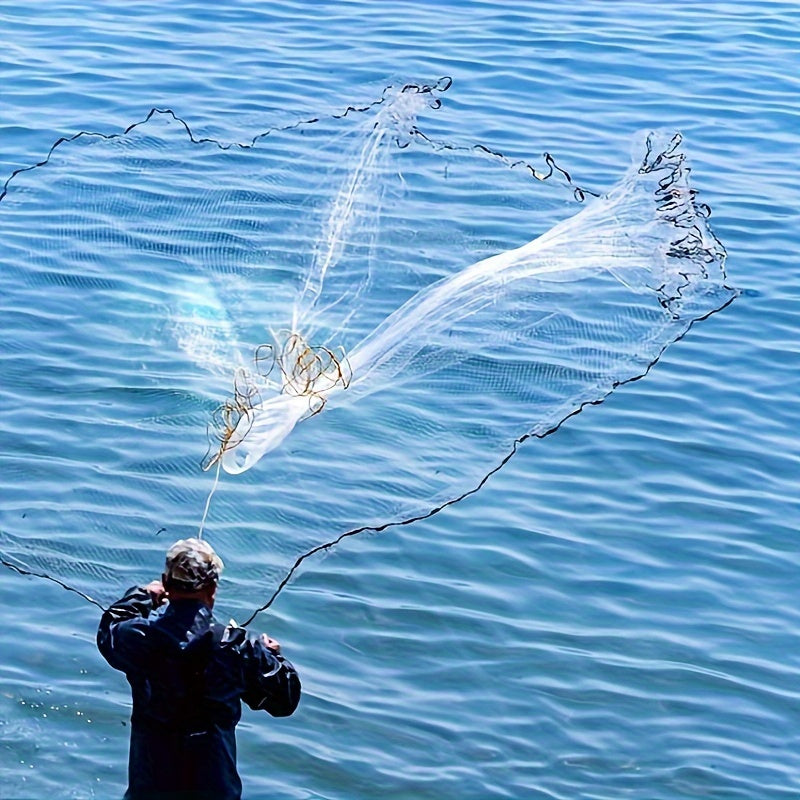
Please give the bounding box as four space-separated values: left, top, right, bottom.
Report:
0 80 735 621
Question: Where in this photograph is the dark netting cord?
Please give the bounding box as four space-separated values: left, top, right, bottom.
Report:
0 80 737 624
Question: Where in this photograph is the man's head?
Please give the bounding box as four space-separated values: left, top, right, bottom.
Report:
163 538 224 605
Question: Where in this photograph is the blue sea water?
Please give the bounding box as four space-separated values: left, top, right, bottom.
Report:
1 2 799 799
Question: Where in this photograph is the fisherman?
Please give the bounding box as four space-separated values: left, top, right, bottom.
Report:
97 538 300 800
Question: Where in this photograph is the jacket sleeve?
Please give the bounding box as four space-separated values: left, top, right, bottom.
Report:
96 585 157 674
239 636 301 717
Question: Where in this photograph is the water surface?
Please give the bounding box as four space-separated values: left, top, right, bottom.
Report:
1 2 799 799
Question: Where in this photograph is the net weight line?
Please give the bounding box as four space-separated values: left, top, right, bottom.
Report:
0 292 736 625
0 82 734 624
0 77 595 207
0 550 108 612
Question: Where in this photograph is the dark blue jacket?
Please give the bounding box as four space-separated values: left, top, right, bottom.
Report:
97 586 301 800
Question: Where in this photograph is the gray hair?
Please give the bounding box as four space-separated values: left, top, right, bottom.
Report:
163 538 224 592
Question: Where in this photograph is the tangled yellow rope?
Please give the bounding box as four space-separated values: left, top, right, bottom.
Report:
203 331 351 470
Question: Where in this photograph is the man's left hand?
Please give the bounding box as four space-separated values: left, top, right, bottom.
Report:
260 633 281 654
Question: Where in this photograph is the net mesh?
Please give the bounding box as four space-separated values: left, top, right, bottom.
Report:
0 82 735 621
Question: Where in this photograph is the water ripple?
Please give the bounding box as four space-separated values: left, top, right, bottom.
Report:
2 1 800 798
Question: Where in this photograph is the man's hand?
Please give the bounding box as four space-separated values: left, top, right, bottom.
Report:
260 633 281 654
144 580 167 608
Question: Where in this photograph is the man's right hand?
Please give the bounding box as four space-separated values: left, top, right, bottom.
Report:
144 580 167 607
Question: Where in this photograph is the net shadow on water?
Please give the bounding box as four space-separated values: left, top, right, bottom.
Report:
0 80 737 627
